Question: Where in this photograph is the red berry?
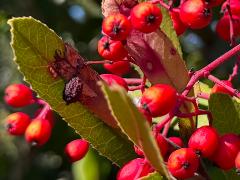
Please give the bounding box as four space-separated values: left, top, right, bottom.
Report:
35 108 54 127
170 11 188 36
211 133 240 170
102 13 131 40
98 36 128 61
25 118 52 146
100 74 128 91
103 61 131 76
179 0 212 29
117 158 153 180
134 145 144 156
5 112 31 135
140 84 177 117
235 152 240 172
156 134 169 157
138 107 152 124
221 0 240 16
216 15 240 42
65 139 89 162
188 126 219 158
206 0 225 8
167 148 199 179
4 84 34 108
211 80 234 96
130 2 162 33
168 137 184 154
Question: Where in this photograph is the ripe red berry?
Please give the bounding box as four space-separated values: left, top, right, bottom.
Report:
4 84 34 108
216 15 240 42
167 148 199 179
168 137 184 154
221 0 240 16
25 118 52 146
100 74 128 91
117 158 153 180
130 2 162 33
188 126 219 158
211 80 234 96
98 36 128 61
102 13 131 40
156 134 169 157
140 84 177 117
35 108 54 127
235 151 240 175
211 133 240 170
179 0 212 29
65 139 89 162
103 61 131 76
5 112 31 135
170 11 188 36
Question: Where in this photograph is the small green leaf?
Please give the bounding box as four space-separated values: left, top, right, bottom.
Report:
209 94 240 134
8 17 136 166
139 172 163 180
101 83 170 178
194 81 211 107
160 7 182 58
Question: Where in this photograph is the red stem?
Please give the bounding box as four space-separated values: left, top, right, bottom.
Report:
86 60 113 65
124 78 143 85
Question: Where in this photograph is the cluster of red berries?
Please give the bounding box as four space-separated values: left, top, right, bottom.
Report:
118 126 240 179
4 83 89 162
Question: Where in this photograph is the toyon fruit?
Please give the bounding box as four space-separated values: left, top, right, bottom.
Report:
170 11 188 36
117 158 153 180
179 0 212 29
65 139 89 162
211 80 234 96
167 148 199 179
130 2 162 33
221 0 240 16
25 118 52 146
216 15 240 42
138 107 152 124
140 84 177 117
235 151 240 175
4 84 34 108
5 112 31 136
103 61 131 76
102 13 131 41
156 133 169 157
211 133 240 170
100 74 129 91
98 36 128 61
168 136 184 154
188 126 219 158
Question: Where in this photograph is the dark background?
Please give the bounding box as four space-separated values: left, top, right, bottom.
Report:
0 0 239 179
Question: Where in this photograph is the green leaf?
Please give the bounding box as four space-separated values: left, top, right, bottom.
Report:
139 172 163 180
194 81 211 107
209 94 240 134
8 17 137 166
160 7 182 58
101 83 170 178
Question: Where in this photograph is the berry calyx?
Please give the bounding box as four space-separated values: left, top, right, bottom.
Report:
188 126 219 158
167 148 199 179
170 11 188 36
100 74 129 91
102 13 131 41
156 133 169 157
65 139 89 162
103 61 131 76
117 158 153 180
25 118 52 146
5 112 31 135
216 15 240 42
4 84 34 108
168 137 184 154
98 36 128 61
140 84 177 117
211 133 240 170
179 0 212 29
211 80 234 96
130 2 162 33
